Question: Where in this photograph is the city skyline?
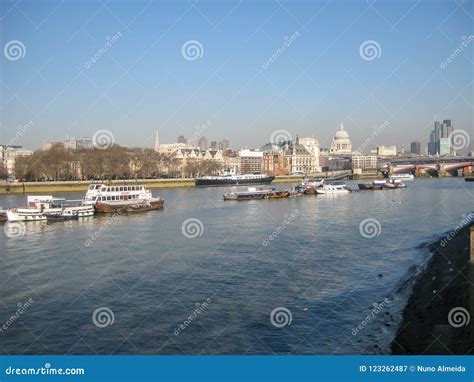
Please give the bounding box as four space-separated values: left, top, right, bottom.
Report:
0 1 472 152
10 118 469 156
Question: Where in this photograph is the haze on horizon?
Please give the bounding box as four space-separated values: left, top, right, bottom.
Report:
0 0 472 153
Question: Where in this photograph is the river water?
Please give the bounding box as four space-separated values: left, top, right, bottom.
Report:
0 178 472 354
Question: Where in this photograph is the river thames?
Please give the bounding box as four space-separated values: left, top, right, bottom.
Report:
0 178 472 354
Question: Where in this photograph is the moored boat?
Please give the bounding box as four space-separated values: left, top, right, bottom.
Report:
83 184 164 212
46 212 79 222
316 181 352 194
7 196 94 222
465 176 474 182
223 187 274 201
265 190 290 199
196 172 274 187
359 179 406 190
358 183 373 190
389 173 414 181
7 208 47 222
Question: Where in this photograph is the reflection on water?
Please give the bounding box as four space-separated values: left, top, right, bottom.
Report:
0 178 472 354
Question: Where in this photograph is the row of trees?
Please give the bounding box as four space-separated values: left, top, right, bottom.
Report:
13 146 224 181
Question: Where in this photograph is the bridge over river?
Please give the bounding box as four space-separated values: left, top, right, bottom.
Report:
380 157 474 177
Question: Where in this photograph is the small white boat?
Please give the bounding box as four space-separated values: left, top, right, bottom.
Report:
7 209 47 222
7 196 94 222
390 174 414 181
316 181 352 194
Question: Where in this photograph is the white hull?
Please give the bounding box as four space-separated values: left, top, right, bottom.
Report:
59 207 95 217
316 182 351 194
316 189 351 194
390 174 414 181
7 206 94 222
7 210 46 222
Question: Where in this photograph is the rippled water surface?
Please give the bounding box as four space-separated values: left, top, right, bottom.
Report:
1 178 472 354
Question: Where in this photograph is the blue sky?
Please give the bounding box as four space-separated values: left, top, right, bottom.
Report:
0 0 472 152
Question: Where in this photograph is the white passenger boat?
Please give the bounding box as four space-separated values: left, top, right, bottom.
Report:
389 174 414 181
83 184 164 212
7 209 47 222
7 196 94 222
316 181 352 194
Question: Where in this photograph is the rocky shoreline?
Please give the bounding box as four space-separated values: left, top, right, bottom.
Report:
392 224 473 354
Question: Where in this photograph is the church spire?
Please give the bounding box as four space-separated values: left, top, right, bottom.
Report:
154 130 160 151
339 122 344 130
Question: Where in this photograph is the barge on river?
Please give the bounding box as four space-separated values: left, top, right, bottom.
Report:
196 173 274 187
358 179 406 190
223 187 289 201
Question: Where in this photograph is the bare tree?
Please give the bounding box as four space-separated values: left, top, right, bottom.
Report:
0 164 8 180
